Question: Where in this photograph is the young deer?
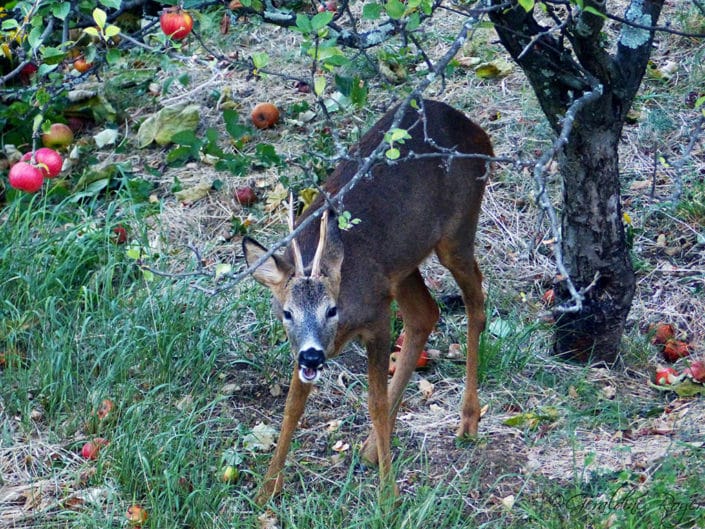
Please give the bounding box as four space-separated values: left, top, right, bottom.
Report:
243 99 492 503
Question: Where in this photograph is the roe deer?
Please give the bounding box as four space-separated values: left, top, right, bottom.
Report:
243 99 492 503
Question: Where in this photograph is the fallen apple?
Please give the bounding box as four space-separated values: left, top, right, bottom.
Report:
112 225 128 244
96 398 115 420
126 504 148 525
250 102 280 129
8 162 44 193
221 465 240 483
73 57 93 73
20 148 63 178
650 323 675 345
655 365 679 386
80 437 109 459
234 186 258 206
662 339 691 362
41 123 74 149
683 359 705 382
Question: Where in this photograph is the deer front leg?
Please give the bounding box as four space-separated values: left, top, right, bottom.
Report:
256 369 312 505
365 331 398 501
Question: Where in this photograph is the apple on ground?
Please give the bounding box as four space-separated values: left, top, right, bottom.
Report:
126 505 148 525
662 339 691 362
96 398 115 420
221 465 239 483
655 365 679 385
8 162 44 193
80 437 109 459
234 186 257 206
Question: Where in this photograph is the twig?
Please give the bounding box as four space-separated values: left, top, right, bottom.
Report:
532 84 605 313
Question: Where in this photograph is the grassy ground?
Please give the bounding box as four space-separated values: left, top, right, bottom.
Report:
2 2 705 528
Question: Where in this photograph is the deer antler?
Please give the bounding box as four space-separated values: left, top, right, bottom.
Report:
310 209 329 278
288 193 305 277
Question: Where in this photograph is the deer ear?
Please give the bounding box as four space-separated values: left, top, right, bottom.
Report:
242 237 292 288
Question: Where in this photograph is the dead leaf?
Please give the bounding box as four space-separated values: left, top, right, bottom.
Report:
656 233 667 248
174 182 211 205
269 383 283 397
265 183 288 212
244 422 277 452
257 510 281 529
332 440 350 452
601 385 617 400
175 394 194 411
419 378 434 399
501 494 515 510
326 420 342 433
447 343 463 359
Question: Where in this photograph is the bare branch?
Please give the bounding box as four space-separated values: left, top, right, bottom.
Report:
532 85 605 313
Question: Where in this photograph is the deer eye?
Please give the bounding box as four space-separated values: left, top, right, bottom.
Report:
282 309 293 321
326 306 338 319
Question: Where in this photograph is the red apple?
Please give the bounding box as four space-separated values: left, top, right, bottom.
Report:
96 399 115 420
41 123 74 149
650 323 675 345
80 437 109 459
160 8 194 40
112 225 128 244
234 186 257 206
126 505 148 525
662 339 691 362
683 360 705 383
8 162 44 193
655 366 679 386
21 148 63 178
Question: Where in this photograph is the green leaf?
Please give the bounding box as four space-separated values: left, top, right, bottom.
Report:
27 26 43 49
104 24 120 39
385 147 400 160
582 5 605 18
93 8 108 30
385 0 405 20
251 51 269 70
51 2 71 20
362 3 382 19
223 109 249 140
385 128 411 143
83 27 100 38
311 11 333 32
99 0 122 8
517 0 534 12
695 95 705 110
314 75 326 96
295 13 312 34
105 48 121 65
2 19 19 30
406 12 421 31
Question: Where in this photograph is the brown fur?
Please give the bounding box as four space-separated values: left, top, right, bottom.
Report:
243 99 492 504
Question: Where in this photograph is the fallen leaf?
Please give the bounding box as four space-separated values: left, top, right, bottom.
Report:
501 494 515 510
174 182 212 205
419 378 434 399
258 510 281 529
326 420 342 433
332 440 350 452
244 422 277 452
447 343 463 359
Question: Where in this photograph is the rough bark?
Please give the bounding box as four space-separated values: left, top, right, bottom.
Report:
489 0 665 363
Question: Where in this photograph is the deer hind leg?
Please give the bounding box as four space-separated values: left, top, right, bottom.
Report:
256 369 312 505
437 243 486 438
362 269 439 464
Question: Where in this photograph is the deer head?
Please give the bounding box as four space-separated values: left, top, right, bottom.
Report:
242 209 344 384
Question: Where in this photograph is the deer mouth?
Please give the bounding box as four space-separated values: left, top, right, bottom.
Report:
298 365 323 384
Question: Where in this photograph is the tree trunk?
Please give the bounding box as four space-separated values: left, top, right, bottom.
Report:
488 0 664 363
553 117 635 363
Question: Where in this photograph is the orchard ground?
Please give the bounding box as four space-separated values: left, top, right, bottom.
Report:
1 2 705 528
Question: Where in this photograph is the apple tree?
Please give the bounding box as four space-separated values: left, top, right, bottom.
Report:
233 0 703 365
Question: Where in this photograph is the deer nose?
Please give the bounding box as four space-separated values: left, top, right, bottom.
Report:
298 347 326 369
